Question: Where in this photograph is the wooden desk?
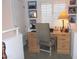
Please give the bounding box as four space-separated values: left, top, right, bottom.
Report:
27 32 40 54
27 32 70 54
51 32 70 54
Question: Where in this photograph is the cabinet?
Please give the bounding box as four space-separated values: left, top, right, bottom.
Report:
27 32 40 53
56 33 70 54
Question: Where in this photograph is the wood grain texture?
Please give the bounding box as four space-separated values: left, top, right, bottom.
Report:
27 32 40 54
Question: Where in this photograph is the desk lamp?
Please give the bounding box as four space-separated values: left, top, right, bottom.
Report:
58 10 69 32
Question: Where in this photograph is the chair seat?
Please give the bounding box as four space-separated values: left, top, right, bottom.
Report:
39 40 50 46
40 44 50 51
39 38 56 47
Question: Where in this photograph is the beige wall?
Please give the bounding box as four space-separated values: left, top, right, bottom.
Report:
2 0 16 39
54 0 69 4
39 0 69 4
12 0 26 34
39 0 53 3
12 0 27 45
2 0 14 30
2 0 26 33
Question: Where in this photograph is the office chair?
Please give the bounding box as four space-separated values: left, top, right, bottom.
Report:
36 23 56 56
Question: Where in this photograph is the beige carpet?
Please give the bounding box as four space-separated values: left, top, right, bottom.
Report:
24 45 72 59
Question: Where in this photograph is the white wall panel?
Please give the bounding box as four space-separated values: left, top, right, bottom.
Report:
3 34 24 59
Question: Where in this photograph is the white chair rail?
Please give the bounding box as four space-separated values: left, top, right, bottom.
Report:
2 27 19 36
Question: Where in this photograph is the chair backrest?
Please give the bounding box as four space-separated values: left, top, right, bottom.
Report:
36 23 50 45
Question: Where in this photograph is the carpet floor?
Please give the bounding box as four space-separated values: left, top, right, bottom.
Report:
24 46 72 59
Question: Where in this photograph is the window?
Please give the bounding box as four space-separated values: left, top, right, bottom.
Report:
41 4 52 24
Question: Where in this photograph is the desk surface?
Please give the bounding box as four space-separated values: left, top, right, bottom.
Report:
51 31 70 35
29 31 70 35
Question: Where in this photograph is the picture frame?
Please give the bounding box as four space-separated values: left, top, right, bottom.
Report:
30 19 36 25
69 15 76 23
68 6 77 14
30 19 36 29
70 0 76 5
28 1 37 9
29 10 37 18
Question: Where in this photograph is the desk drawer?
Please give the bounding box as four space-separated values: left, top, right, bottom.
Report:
28 38 40 53
57 43 70 50
57 50 70 54
28 32 37 38
57 39 70 49
57 35 70 51
27 32 40 53
57 38 69 43
57 35 70 41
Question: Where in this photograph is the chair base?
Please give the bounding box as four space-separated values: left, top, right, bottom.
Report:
40 49 51 56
